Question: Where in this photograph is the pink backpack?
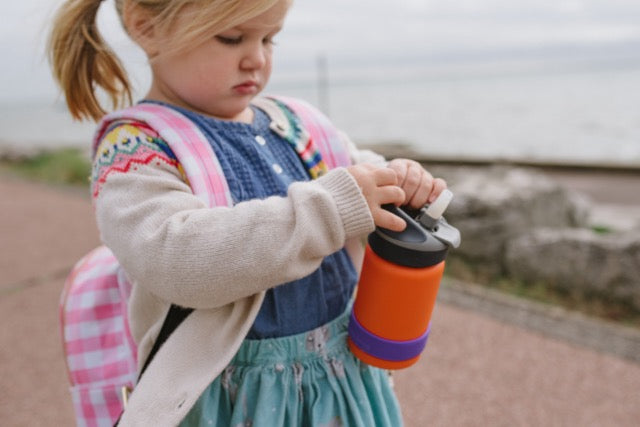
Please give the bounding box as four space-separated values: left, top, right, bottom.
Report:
60 97 351 427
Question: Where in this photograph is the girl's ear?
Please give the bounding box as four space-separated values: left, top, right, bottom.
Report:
122 2 159 57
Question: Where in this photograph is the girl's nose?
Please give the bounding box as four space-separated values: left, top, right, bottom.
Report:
240 43 268 70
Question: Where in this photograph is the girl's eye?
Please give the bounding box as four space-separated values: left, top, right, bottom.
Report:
263 36 277 46
215 35 243 45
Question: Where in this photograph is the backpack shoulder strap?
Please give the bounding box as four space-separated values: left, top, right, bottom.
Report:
252 96 352 174
94 103 233 208
275 96 352 169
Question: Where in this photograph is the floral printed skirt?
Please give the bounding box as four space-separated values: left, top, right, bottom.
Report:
180 308 403 426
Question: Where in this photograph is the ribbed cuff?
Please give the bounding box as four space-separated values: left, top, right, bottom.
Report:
318 168 375 238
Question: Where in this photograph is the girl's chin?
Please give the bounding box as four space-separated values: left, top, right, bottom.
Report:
207 105 253 123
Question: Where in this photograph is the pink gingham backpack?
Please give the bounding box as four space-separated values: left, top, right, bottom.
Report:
60 97 351 427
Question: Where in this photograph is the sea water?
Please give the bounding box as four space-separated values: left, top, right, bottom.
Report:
270 59 640 167
2 60 639 167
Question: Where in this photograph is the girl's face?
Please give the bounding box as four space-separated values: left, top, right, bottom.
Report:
146 0 290 122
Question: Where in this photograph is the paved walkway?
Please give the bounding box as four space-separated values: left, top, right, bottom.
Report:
1 175 639 426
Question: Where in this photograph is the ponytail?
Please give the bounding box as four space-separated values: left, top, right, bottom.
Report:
48 0 132 121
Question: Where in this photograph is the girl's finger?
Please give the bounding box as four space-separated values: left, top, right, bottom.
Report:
377 185 406 207
407 170 434 208
373 167 399 186
374 208 407 232
428 178 448 203
387 160 408 185
402 162 424 206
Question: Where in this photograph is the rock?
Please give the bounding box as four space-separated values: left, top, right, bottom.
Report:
440 166 589 276
505 228 640 310
421 164 640 313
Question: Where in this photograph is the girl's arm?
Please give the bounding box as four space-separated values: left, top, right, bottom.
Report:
94 126 375 310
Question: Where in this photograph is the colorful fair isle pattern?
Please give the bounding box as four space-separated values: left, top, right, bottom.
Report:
91 123 186 199
61 99 351 427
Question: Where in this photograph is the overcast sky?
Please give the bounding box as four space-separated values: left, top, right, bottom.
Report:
1 0 640 103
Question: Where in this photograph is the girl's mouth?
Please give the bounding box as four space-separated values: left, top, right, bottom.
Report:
233 81 259 95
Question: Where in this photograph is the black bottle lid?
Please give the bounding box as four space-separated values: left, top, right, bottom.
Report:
368 201 461 269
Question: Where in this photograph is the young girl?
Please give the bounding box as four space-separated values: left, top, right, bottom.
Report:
49 0 446 425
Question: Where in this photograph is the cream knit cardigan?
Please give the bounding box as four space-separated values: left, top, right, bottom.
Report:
94 114 385 426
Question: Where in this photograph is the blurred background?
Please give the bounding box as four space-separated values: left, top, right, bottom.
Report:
1 0 639 166
2 1 640 425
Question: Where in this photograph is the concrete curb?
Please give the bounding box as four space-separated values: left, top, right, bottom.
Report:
439 277 640 364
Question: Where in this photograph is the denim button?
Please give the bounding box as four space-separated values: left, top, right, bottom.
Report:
272 164 283 174
255 135 267 146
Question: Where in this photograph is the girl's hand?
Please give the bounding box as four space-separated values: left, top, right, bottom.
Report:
347 164 407 232
386 159 447 209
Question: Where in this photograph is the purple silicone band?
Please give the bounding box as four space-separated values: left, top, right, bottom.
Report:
348 312 430 362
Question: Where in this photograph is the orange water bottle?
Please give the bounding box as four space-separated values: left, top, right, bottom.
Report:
348 189 461 369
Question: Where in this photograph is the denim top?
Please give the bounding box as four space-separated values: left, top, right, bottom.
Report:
142 101 358 339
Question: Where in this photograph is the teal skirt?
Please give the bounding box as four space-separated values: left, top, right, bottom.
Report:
180 308 403 426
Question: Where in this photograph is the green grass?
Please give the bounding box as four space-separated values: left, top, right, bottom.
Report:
591 225 613 234
0 148 91 187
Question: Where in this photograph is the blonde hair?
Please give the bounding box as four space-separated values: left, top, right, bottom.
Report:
48 0 282 121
